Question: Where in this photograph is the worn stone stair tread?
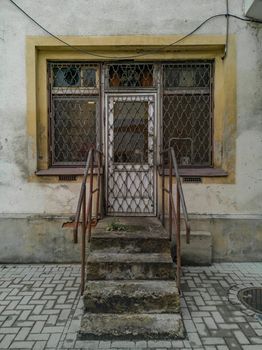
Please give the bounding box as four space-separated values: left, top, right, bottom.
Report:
87 252 173 263
83 280 180 313
79 313 184 340
93 216 168 239
92 230 169 239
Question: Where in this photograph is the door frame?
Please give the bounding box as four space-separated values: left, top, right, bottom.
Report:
104 92 158 216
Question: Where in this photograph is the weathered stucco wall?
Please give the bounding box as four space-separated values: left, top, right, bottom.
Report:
0 0 261 262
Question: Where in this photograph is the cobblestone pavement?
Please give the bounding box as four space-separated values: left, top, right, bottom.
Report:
0 263 261 350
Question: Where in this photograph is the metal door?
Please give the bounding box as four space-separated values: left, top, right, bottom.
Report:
106 94 156 215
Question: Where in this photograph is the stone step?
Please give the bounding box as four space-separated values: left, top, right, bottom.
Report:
90 235 170 254
83 280 180 313
79 313 184 340
86 252 175 280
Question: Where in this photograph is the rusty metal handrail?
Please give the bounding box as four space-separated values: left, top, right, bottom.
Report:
73 147 103 295
160 147 191 291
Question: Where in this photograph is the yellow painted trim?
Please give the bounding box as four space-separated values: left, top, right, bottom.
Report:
26 35 236 184
27 35 226 51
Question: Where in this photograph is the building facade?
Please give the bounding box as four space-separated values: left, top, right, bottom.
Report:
0 0 261 262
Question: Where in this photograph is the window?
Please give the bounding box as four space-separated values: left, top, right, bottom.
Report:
48 62 100 166
162 61 213 167
29 36 234 181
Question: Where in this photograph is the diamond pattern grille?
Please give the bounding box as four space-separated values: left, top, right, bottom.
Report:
163 62 213 166
49 62 100 165
107 96 155 215
107 64 155 88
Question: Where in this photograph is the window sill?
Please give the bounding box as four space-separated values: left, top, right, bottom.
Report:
35 167 102 176
158 167 228 177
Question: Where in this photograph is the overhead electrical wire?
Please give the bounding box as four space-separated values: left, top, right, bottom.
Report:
9 0 262 61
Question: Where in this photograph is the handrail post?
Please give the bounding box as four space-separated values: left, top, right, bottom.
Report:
176 183 181 291
81 184 86 295
73 227 78 244
168 151 172 241
87 149 94 243
95 151 101 221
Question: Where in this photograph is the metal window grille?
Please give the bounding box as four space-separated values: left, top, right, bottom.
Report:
105 63 156 89
162 61 213 166
48 62 100 166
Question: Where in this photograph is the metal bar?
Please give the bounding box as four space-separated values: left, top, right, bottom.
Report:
160 147 191 242
168 152 172 241
95 152 101 220
161 153 165 226
87 150 94 243
163 88 210 95
170 148 191 240
80 185 86 295
176 185 181 291
73 150 92 243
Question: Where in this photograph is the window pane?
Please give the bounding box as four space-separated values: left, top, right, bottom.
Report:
52 63 98 88
53 66 81 87
82 68 97 87
108 64 154 88
113 101 148 164
164 63 211 89
52 98 97 164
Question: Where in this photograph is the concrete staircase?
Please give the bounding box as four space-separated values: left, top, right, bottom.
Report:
79 217 185 340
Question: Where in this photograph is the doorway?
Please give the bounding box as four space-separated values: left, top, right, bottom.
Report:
105 94 156 216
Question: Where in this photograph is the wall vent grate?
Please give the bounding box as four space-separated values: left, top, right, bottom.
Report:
183 177 202 183
58 175 77 181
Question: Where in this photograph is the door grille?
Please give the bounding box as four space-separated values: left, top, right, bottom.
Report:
107 95 155 215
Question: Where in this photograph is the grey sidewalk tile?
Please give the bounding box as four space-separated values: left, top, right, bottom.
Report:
233 330 250 345
250 337 262 344
32 341 47 350
147 340 172 348
112 340 136 348
202 337 225 345
171 340 184 348
27 334 50 341
99 341 111 348
14 327 30 341
9 340 35 348
188 332 202 347
74 340 100 348
0 334 16 349
46 333 61 348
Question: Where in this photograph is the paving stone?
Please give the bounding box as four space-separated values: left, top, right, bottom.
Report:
202 337 225 345
99 340 111 348
147 340 172 348
9 340 35 348
32 341 47 350
233 330 250 345
188 332 202 347
14 327 30 341
46 333 61 348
